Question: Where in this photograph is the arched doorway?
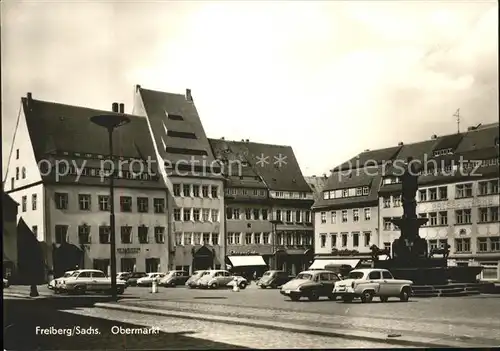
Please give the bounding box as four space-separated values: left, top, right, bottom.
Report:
53 243 83 278
192 246 214 271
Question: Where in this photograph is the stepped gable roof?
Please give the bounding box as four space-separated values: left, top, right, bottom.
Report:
137 87 220 178
21 96 163 188
335 146 401 171
208 138 267 189
312 166 381 209
211 139 311 192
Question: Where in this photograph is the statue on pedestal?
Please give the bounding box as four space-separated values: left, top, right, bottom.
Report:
401 157 419 221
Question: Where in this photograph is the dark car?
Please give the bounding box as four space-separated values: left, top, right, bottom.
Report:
125 272 147 286
257 270 294 289
280 270 342 301
159 270 190 287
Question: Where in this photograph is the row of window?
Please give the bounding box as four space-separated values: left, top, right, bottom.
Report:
172 183 219 198
319 232 372 248
320 208 371 224
225 188 267 197
226 208 269 221
53 193 166 213
93 258 162 274
322 186 370 200
21 194 38 212
174 232 220 246
274 209 312 223
225 232 313 246
173 208 220 222
271 191 311 199
54 225 166 244
454 237 500 253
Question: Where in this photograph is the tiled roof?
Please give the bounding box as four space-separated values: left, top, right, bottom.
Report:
432 133 464 151
208 138 267 189
455 124 499 152
312 166 382 210
209 139 311 192
22 97 164 188
137 87 221 177
335 146 401 171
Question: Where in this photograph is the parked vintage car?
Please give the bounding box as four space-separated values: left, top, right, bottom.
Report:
185 270 207 288
59 269 127 294
136 272 166 287
257 270 294 289
197 270 239 289
116 272 132 281
125 272 147 286
332 268 413 303
280 270 342 301
159 270 190 287
226 275 249 289
49 270 79 292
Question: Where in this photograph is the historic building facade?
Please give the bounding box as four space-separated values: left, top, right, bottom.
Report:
209 138 314 276
133 86 225 274
4 93 169 278
315 123 499 280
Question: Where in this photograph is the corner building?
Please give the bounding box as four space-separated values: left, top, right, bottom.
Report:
133 86 225 273
4 93 169 278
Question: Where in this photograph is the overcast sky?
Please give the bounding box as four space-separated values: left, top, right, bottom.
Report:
2 1 498 176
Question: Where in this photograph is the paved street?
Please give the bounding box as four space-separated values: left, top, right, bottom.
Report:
5 284 500 348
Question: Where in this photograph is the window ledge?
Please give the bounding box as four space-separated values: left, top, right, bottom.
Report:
455 196 474 200
426 224 449 228
478 221 500 224
477 193 500 197
456 222 473 225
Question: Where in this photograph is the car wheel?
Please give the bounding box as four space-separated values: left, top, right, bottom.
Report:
289 294 301 301
400 287 410 302
210 283 218 289
380 296 389 303
328 294 337 301
361 291 374 303
308 290 320 301
342 296 353 303
239 282 247 289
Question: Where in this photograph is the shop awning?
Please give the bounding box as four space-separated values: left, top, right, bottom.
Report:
309 259 360 270
227 255 267 267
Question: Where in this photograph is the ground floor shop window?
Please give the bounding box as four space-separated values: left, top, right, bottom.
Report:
145 258 160 273
93 259 110 275
479 262 499 280
120 258 136 272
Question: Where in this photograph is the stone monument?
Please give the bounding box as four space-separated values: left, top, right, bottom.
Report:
374 157 482 285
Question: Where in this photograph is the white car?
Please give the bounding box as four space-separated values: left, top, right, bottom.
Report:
333 268 413 303
49 270 79 292
197 270 235 289
59 269 127 294
136 272 166 287
226 275 249 289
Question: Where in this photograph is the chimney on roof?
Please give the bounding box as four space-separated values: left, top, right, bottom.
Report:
112 102 119 113
241 139 245 142
27 92 32 101
431 134 438 140
185 89 192 101
322 173 327 179
119 103 125 114
135 84 141 92
245 139 249 142
398 141 404 146
364 149 370 152
221 137 225 140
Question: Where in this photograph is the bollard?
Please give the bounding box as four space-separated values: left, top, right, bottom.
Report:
232 280 240 292
151 279 158 293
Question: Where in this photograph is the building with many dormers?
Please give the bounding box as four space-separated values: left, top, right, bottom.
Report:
208 138 314 276
133 86 225 274
3 93 168 277
312 123 499 280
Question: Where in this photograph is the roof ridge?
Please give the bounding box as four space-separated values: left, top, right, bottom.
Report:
137 86 184 97
209 138 292 149
24 97 141 118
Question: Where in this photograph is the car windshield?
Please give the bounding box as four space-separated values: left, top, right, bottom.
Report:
348 271 365 279
193 271 204 276
296 273 313 280
70 272 79 277
64 272 74 277
202 272 211 276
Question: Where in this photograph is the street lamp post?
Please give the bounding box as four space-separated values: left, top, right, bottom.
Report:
90 105 130 300
269 219 283 270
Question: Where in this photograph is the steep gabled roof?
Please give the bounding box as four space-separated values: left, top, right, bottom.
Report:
137 87 220 177
335 146 401 171
455 123 499 153
208 138 267 189
22 96 164 189
432 133 464 152
209 139 311 192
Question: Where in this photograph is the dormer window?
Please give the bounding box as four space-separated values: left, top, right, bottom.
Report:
323 191 329 200
433 148 453 157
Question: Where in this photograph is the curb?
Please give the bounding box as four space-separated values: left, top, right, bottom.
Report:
94 302 486 348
